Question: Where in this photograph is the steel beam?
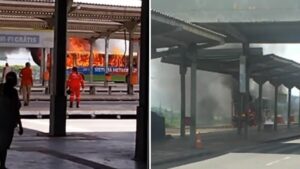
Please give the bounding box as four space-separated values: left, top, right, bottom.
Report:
154 47 262 59
151 10 225 43
267 70 300 80
152 47 183 59
196 48 262 58
252 77 267 85
161 56 239 74
200 23 248 43
250 64 285 74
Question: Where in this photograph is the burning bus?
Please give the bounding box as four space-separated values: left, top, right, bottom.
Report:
29 37 138 82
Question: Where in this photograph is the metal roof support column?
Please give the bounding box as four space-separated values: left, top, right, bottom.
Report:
49 0 68 136
104 36 110 87
136 40 140 84
128 27 136 95
190 54 197 146
125 22 137 95
244 75 250 138
237 92 243 135
242 43 250 138
135 0 148 163
89 39 95 83
180 57 187 138
239 43 250 138
257 81 263 131
287 87 292 128
40 48 46 86
127 29 134 94
45 48 50 94
48 48 53 94
298 90 300 127
274 84 279 131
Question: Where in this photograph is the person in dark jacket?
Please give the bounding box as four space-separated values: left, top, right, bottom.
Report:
0 72 23 169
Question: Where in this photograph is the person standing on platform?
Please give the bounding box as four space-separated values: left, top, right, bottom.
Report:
67 67 84 108
0 72 23 169
19 62 33 106
1 63 12 83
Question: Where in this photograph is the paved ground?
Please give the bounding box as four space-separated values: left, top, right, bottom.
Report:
4 89 144 169
152 125 300 169
22 119 137 133
171 138 300 169
6 119 146 169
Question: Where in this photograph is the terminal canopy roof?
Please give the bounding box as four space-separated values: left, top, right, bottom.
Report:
152 0 300 43
159 48 300 88
196 22 300 43
151 10 225 53
0 0 141 40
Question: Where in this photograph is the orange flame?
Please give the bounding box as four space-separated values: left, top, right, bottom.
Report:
66 37 135 68
109 47 125 67
68 37 90 52
67 37 104 68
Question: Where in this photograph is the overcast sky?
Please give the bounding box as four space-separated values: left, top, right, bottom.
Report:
258 44 300 63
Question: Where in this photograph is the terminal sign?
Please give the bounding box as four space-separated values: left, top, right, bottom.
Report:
0 30 53 48
0 34 39 44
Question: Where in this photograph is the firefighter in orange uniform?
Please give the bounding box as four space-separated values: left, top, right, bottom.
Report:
67 67 84 108
19 62 33 106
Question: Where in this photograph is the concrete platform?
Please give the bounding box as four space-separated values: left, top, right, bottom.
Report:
152 125 300 169
6 124 145 169
19 100 138 119
19 93 139 101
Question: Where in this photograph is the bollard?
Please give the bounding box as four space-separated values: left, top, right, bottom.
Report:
91 112 96 119
37 112 42 119
108 86 112 95
195 132 203 149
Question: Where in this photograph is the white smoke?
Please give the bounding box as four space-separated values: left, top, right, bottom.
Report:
151 58 232 127
94 39 135 55
0 47 34 66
